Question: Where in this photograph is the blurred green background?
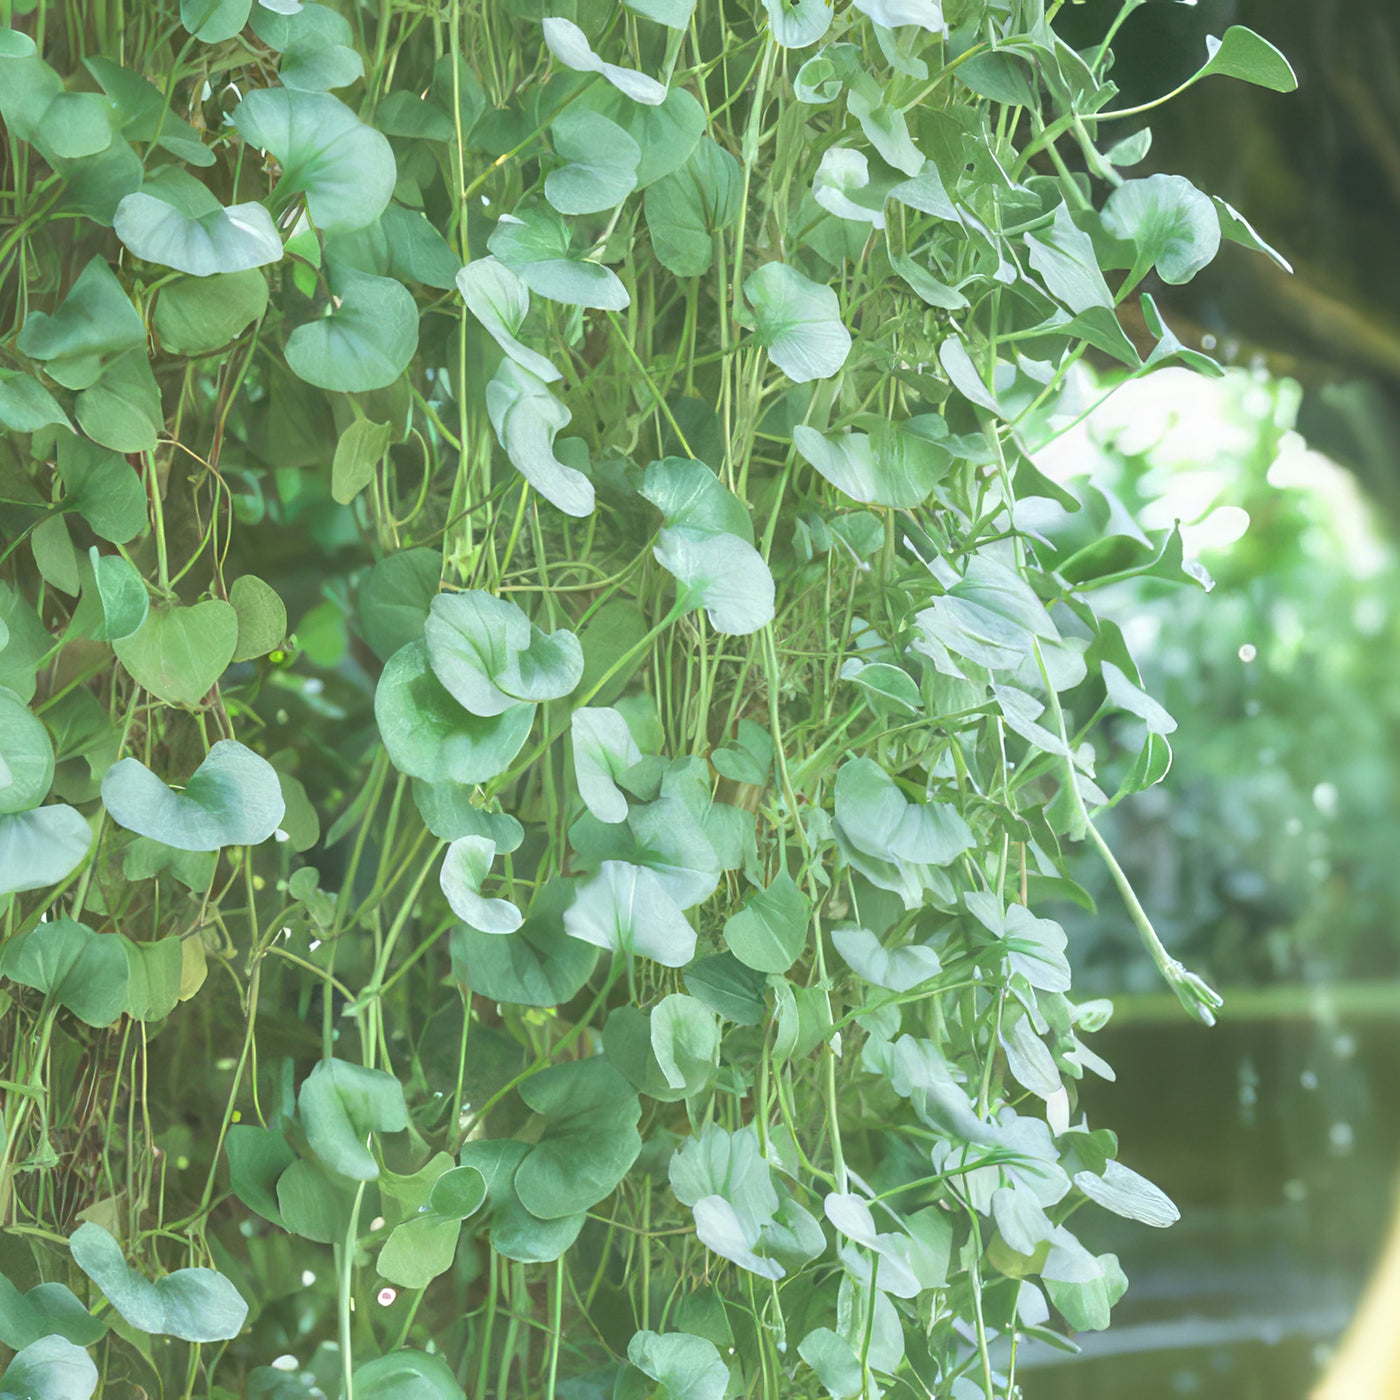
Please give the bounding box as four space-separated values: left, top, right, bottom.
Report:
1008 4 1400 1393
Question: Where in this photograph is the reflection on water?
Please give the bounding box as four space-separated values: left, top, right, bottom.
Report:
1019 1006 1400 1399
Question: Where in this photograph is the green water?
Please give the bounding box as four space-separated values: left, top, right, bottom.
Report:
1020 1010 1400 1398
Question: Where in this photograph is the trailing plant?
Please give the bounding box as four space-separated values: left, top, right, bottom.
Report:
0 0 1294 1396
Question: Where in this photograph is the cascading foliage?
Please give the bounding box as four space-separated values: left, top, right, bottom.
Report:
0 0 1294 1395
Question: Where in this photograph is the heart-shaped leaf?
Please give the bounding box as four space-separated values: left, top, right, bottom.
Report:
70 1222 248 1341
489 204 630 311
54 432 146 544
0 916 126 1026
15 256 145 390
723 873 811 974
0 1276 107 1350
761 0 833 48
1198 25 1297 93
453 880 598 1008
744 262 851 383
626 1331 729 1400
152 267 269 354
485 359 595 516
564 859 697 967
297 1057 408 1180
0 371 71 433
353 1350 466 1400
832 925 942 992
374 641 536 784
793 417 949 508
424 590 583 716
545 108 640 216
440 835 522 934
0 1335 99 1400
1101 175 1220 286
358 546 440 661
181 0 253 43
571 706 643 823
0 806 92 896
650 993 720 1095
232 87 395 232
229 574 288 661
251 1 364 91
576 84 705 187
114 167 282 276
513 1056 642 1218
113 599 238 707
541 17 666 105
285 265 418 392
101 739 286 851
643 136 741 277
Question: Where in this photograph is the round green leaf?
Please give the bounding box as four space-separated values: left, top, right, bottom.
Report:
571 706 643 824
0 916 126 1025
0 1335 98 1400
488 203 630 311
440 835 522 934
545 108 640 216
831 925 941 992
576 84 705 187
1101 175 1221 286
0 1276 106 1352
424 590 583 716
297 1057 409 1181
644 136 742 277
0 805 92 896
101 739 286 851
229 574 287 661
232 88 395 232
74 349 163 453
627 1331 729 1400
153 268 269 354
744 262 852 383
563 860 697 967
374 641 536 784
650 992 720 1095
353 1350 466 1400
761 0 833 48
181 0 253 43
0 687 55 815
513 1056 643 1218
723 873 810 974
453 881 598 1008
793 418 949 509
113 599 238 707
285 266 418 392
70 1221 248 1341
654 527 775 635
251 1 364 92
114 167 282 276
0 371 71 433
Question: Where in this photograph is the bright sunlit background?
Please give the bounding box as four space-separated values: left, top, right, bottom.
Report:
1008 363 1400 1399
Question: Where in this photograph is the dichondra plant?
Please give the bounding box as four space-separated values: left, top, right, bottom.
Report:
0 0 1294 1396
